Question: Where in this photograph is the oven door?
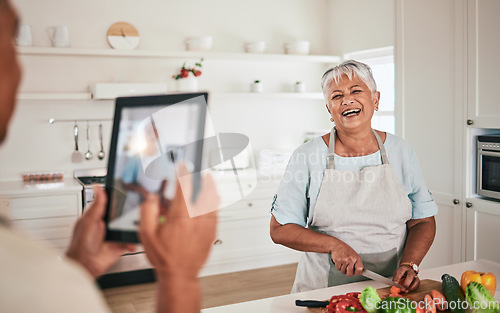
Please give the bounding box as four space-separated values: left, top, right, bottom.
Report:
478 150 500 199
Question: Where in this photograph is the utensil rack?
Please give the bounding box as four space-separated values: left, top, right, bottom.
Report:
48 118 112 124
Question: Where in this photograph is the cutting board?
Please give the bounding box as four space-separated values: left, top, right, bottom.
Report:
307 279 443 313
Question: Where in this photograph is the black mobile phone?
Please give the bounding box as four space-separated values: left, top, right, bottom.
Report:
104 93 207 243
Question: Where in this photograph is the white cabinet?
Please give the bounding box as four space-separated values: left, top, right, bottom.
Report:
397 0 466 268
465 198 500 263
467 0 500 128
0 181 82 253
200 175 301 276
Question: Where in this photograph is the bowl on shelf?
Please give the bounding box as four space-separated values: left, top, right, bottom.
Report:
244 41 266 53
284 41 310 55
185 36 213 51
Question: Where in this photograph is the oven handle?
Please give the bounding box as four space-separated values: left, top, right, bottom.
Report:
479 150 500 157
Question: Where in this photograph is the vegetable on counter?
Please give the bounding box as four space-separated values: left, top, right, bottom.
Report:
390 286 403 298
360 286 415 313
430 290 447 311
327 292 366 313
441 274 466 313
378 296 416 313
423 294 437 313
360 286 381 313
461 271 497 296
465 281 500 313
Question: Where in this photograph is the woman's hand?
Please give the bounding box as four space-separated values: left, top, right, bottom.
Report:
66 187 136 278
330 242 363 277
393 265 420 292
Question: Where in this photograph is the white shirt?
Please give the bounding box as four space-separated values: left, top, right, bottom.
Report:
0 224 111 313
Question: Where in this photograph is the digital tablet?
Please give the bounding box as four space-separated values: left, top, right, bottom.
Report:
105 93 208 243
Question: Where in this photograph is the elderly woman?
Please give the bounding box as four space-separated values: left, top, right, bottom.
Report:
270 60 437 293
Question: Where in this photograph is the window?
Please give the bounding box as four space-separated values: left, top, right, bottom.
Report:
343 47 395 134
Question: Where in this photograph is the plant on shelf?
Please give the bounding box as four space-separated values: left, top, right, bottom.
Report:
172 58 204 80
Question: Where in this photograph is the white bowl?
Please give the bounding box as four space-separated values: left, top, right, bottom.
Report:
244 41 266 53
284 41 310 55
185 36 213 51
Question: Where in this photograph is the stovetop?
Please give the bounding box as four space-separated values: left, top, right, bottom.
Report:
74 168 107 189
77 176 107 186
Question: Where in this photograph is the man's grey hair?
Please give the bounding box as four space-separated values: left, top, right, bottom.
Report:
321 59 377 98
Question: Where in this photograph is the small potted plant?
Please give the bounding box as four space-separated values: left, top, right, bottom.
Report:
172 58 203 91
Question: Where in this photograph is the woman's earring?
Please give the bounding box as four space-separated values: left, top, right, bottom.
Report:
330 117 334 122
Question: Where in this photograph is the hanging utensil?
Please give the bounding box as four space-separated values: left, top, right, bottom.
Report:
85 121 93 160
71 122 83 163
97 122 105 160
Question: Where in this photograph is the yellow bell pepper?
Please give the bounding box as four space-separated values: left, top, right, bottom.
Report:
460 271 496 296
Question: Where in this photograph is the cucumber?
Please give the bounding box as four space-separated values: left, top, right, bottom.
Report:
441 274 466 313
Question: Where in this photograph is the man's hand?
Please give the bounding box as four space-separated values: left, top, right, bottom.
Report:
66 187 136 278
139 165 219 313
139 165 219 279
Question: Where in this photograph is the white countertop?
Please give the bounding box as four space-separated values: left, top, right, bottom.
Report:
0 179 83 196
203 259 500 313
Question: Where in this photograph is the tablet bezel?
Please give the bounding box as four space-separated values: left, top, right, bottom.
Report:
105 92 208 243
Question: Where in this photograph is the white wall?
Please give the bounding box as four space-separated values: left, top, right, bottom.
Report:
325 0 395 56
1 0 336 181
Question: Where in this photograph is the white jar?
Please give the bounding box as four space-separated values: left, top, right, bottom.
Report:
294 81 306 92
251 80 263 93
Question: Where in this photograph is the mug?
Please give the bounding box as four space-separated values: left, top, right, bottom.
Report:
47 26 70 47
16 24 33 46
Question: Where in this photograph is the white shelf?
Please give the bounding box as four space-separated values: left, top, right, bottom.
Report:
212 92 324 100
17 93 92 100
16 46 341 64
17 91 325 101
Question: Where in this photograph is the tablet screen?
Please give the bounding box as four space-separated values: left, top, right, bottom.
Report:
105 93 207 242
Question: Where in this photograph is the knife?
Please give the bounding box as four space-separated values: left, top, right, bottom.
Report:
295 300 330 307
330 258 405 289
362 268 405 289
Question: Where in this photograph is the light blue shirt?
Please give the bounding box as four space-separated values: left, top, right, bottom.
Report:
271 133 438 227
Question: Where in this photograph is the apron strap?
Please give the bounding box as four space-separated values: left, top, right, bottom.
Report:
327 128 336 169
327 127 388 169
372 130 389 164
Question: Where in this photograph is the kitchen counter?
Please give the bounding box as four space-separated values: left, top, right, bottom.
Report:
0 179 82 196
202 259 500 313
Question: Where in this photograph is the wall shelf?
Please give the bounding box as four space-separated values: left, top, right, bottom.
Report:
17 93 92 100
17 46 341 64
212 92 324 100
17 91 325 101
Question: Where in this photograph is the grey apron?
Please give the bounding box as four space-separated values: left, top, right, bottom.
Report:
291 128 412 293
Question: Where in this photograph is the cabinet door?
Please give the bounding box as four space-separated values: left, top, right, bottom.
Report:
465 198 500 262
398 0 465 267
467 0 500 128
0 193 80 252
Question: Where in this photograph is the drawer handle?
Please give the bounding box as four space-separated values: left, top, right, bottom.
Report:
248 202 253 207
213 239 223 245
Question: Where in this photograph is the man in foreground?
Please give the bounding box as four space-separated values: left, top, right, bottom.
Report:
0 1 219 312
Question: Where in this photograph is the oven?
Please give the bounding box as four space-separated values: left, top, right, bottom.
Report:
477 135 500 200
74 169 154 287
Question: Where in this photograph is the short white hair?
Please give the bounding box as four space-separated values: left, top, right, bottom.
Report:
321 59 377 97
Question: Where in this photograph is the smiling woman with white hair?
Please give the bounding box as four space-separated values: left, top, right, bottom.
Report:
270 59 437 293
